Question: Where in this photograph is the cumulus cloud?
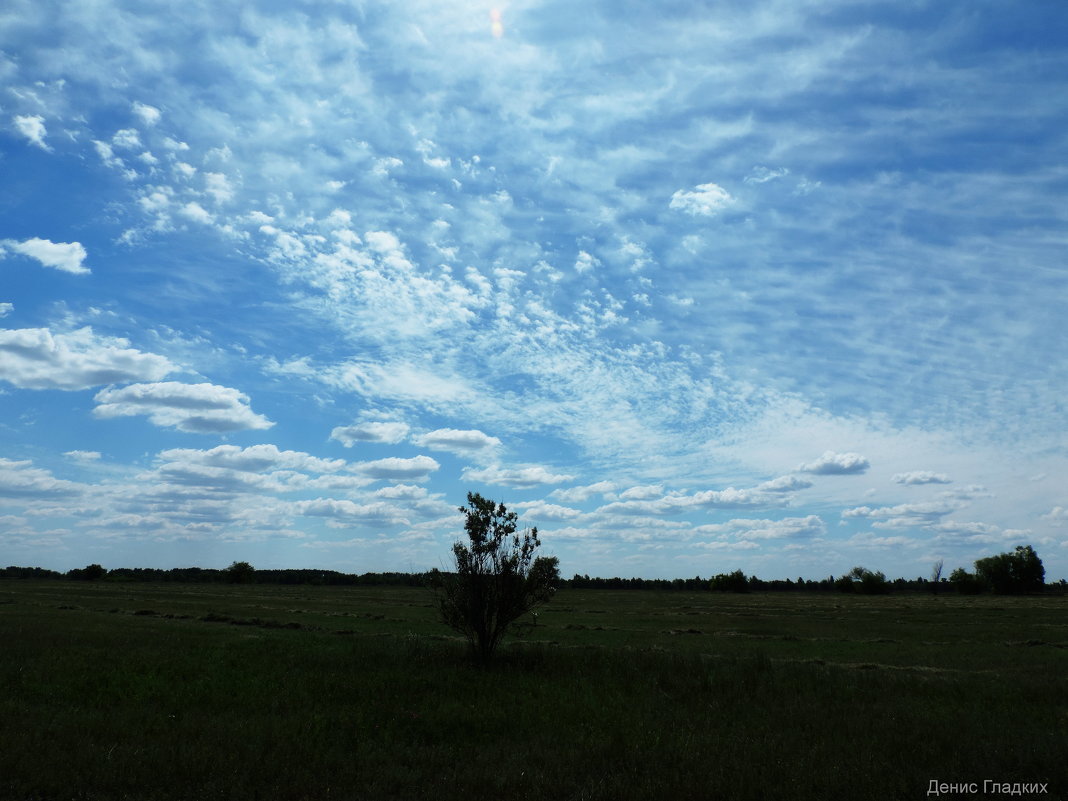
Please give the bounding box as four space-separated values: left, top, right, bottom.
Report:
412 428 501 453
842 500 961 528
798 451 870 475
688 487 782 508
928 520 1030 544
373 484 428 501
0 303 12 317
512 500 583 521
574 250 601 274
669 182 733 216
112 128 142 149
757 475 814 493
64 450 101 462
132 102 162 125
93 382 274 433
695 515 825 540
1042 507 1068 525
463 464 574 488
330 421 410 446
5 238 89 274
549 481 617 503
0 458 81 499
351 455 440 481
294 498 409 525
0 327 174 390
14 115 50 150
618 484 664 500
179 202 213 224
157 444 344 474
891 471 951 485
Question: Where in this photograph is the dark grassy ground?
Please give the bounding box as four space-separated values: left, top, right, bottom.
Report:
2 581 1066 800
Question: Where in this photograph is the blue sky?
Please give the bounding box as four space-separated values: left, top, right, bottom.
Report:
2 0 1067 580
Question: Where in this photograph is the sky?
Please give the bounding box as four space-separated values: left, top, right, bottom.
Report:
1 0 1067 580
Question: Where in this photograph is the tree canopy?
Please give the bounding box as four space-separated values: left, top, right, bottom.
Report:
429 492 559 664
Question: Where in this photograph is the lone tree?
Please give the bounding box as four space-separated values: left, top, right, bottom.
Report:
429 492 560 664
226 561 255 584
930 559 944 595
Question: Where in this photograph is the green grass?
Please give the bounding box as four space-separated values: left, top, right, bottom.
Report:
2 581 1066 800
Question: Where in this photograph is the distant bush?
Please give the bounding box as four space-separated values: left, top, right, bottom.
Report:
226 561 255 584
708 570 749 593
948 568 985 595
836 567 889 595
67 564 106 581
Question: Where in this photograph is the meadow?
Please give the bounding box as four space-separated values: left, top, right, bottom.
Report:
2 580 1065 800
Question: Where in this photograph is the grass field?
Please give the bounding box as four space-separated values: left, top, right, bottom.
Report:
2 580 1066 800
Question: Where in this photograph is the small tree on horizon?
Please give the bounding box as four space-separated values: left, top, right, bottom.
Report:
930 559 944 595
429 492 560 665
226 561 255 584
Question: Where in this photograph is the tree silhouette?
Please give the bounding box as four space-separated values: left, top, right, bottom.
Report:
974 545 1044 594
429 492 559 664
226 561 255 584
930 559 944 595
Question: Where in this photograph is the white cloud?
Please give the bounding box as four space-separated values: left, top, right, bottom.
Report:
688 487 781 508
513 500 583 521
412 428 501 453
549 481 617 503
6 238 89 274
93 382 274 433
928 520 1030 544
463 464 574 488
64 450 101 462
618 484 664 500
669 182 733 216
0 327 174 390
204 173 234 204
112 128 142 149
179 202 213 224
695 515 825 540
295 498 409 525
330 421 410 446
92 139 123 169
798 451 870 475
351 455 440 481
132 102 161 125
1042 507 1068 525
373 484 428 501
744 166 789 184
0 303 12 317
842 500 962 528
14 115 50 150
892 471 951 485
157 444 344 474
0 458 81 499
574 250 601 274
757 475 814 493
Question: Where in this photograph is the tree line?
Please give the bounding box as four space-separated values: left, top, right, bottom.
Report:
3 544 1058 595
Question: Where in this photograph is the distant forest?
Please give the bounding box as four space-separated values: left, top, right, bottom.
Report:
3 561 1064 595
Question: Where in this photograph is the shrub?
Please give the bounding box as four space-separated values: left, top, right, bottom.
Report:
429 493 559 664
709 570 749 593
